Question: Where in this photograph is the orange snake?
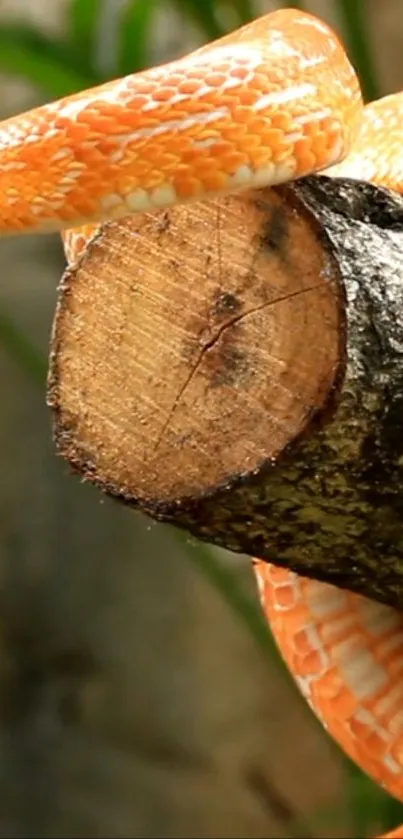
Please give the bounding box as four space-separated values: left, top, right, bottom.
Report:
2 7 403 837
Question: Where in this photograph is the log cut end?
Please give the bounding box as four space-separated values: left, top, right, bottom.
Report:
47 187 344 512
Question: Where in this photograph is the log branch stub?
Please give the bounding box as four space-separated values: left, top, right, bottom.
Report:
47 178 403 608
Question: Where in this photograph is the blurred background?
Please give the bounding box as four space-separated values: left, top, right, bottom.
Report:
0 0 401 836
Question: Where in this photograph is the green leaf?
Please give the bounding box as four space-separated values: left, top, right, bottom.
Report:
184 539 286 662
280 0 303 8
117 0 159 75
225 0 256 25
380 796 403 838
343 758 402 838
334 0 380 102
0 310 47 385
0 24 96 98
169 0 225 41
67 0 104 75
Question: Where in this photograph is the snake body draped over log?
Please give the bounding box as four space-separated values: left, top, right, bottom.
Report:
1 8 403 837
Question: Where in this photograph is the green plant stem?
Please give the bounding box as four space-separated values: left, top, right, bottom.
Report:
335 0 380 101
182 537 284 661
169 0 225 40
228 0 256 24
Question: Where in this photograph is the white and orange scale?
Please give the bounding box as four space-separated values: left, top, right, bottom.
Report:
0 8 403 836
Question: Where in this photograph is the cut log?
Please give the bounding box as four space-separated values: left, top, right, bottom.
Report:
47 177 403 608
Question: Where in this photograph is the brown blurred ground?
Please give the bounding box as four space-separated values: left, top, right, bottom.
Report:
0 1 401 836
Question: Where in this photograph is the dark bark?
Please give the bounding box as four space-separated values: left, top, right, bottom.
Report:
47 177 403 609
